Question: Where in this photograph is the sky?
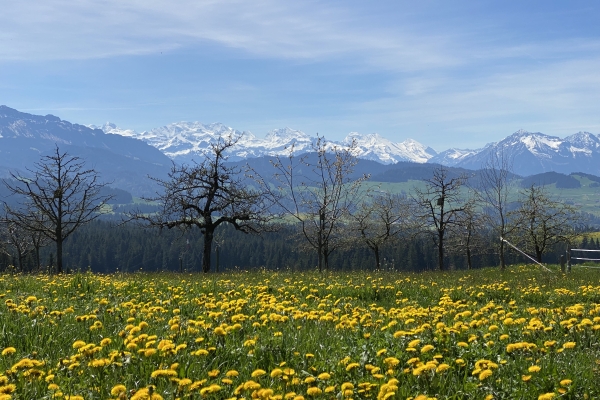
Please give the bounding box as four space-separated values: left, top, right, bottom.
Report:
1 1 599 152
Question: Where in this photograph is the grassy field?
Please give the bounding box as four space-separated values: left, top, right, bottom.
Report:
0 266 599 399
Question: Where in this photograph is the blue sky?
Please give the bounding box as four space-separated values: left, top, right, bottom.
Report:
1 1 599 151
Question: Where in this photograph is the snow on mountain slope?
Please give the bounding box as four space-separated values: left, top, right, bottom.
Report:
99 122 434 165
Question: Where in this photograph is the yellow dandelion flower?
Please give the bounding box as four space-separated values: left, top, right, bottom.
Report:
208 369 220 378
72 341 86 349
421 345 434 353
251 369 266 378
560 379 572 386
1 348 16 356
214 327 227 336
436 363 450 373
346 362 360 371
562 342 576 349
0 384 16 394
538 393 555 400
522 375 532 382
317 372 331 380
528 365 541 373
111 385 127 396
306 387 322 396
151 369 177 378
479 370 493 381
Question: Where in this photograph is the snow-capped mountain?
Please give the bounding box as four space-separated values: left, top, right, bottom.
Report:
438 129 600 176
99 122 436 165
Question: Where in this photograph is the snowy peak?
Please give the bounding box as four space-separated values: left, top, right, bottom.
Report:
565 131 600 149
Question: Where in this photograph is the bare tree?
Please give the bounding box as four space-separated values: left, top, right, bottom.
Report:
413 166 469 271
131 135 273 273
446 197 487 269
351 191 415 270
264 136 367 272
2 147 112 273
475 149 517 270
515 185 579 262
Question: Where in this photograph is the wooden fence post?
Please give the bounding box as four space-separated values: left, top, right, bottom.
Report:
560 255 565 273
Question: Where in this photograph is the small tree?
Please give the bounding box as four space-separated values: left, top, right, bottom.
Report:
515 185 579 262
131 135 273 273
265 136 367 272
413 166 469 271
351 191 415 270
2 147 112 273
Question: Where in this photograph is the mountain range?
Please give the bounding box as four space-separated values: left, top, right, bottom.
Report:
98 121 600 177
2 105 600 199
97 122 437 165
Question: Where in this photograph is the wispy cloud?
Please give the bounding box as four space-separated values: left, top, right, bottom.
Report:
0 1 458 70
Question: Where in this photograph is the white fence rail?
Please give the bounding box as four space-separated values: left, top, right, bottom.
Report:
567 248 600 271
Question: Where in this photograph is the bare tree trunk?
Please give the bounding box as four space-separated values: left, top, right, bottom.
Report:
202 229 214 273
17 249 24 272
466 247 472 270
323 240 329 271
56 236 63 274
499 240 506 270
438 229 445 271
374 244 380 270
34 246 41 271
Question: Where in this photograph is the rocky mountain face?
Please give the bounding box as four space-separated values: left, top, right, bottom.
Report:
0 106 171 196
